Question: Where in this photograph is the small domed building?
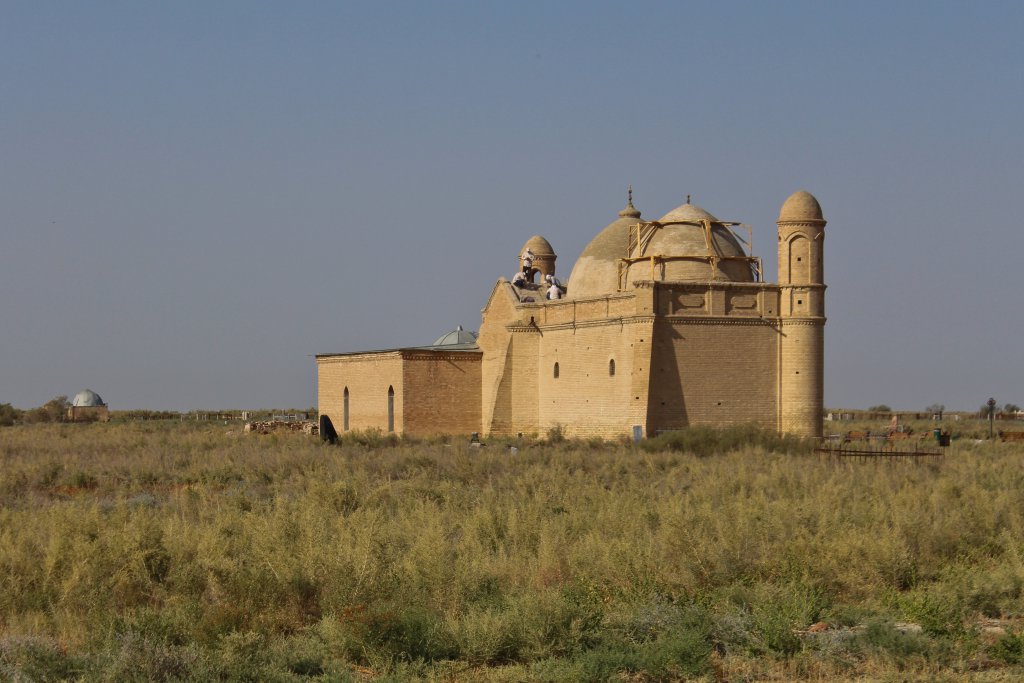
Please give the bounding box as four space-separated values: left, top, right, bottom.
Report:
68 389 110 422
317 189 826 438
520 235 556 283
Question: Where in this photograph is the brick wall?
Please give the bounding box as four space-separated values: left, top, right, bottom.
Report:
477 277 805 439
478 281 522 434
68 406 110 423
509 331 540 434
323 269 823 440
534 321 644 438
317 352 404 434
647 318 780 432
402 353 482 435
318 351 482 437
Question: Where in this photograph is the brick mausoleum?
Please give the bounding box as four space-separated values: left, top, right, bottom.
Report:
317 190 826 439
67 389 110 423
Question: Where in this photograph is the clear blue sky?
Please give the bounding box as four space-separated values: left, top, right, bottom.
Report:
2 1 1022 412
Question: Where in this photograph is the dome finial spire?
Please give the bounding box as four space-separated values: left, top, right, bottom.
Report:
686 194 691 205
618 185 641 218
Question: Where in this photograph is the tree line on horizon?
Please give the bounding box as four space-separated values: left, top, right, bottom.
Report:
2 395 1019 429
0 398 316 426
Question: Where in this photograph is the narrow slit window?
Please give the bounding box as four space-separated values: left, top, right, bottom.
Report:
553 362 560 379
608 359 615 376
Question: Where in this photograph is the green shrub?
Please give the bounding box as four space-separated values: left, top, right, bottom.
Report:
338 428 401 449
215 630 271 681
3 421 1024 679
573 597 713 680
857 620 932 658
897 589 966 637
0 636 84 681
447 605 524 664
641 423 811 457
991 631 1024 665
753 606 802 658
337 603 454 665
22 396 70 424
529 656 587 681
576 628 712 681
546 424 566 444
512 587 604 659
112 607 193 647
101 633 205 682
0 403 20 426
67 470 99 489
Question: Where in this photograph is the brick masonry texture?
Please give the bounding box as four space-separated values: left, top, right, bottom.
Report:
317 351 481 437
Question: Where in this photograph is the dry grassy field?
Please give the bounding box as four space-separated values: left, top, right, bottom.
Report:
2 420 1024 681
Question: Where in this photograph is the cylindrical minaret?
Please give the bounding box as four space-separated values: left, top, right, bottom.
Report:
777 190 826 437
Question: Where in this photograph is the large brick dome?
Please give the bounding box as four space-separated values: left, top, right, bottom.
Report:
566 197 642 299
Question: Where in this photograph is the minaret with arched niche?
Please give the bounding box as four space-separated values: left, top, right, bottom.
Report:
777 190 826 437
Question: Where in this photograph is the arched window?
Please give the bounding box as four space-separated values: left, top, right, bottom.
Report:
387 386 395 432
343 387 349 431
553 362 560 379
608 359 616 376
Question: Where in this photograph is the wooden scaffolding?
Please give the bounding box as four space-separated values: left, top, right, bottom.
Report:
617 219 762 290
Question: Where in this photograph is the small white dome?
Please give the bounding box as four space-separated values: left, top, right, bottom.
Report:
432 326 478 347
72 389 105 407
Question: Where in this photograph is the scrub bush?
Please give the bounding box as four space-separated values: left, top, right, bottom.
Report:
641 423 811 457
1 421 1023 679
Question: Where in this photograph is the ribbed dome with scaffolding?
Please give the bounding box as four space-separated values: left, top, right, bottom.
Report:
621 197 760 287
